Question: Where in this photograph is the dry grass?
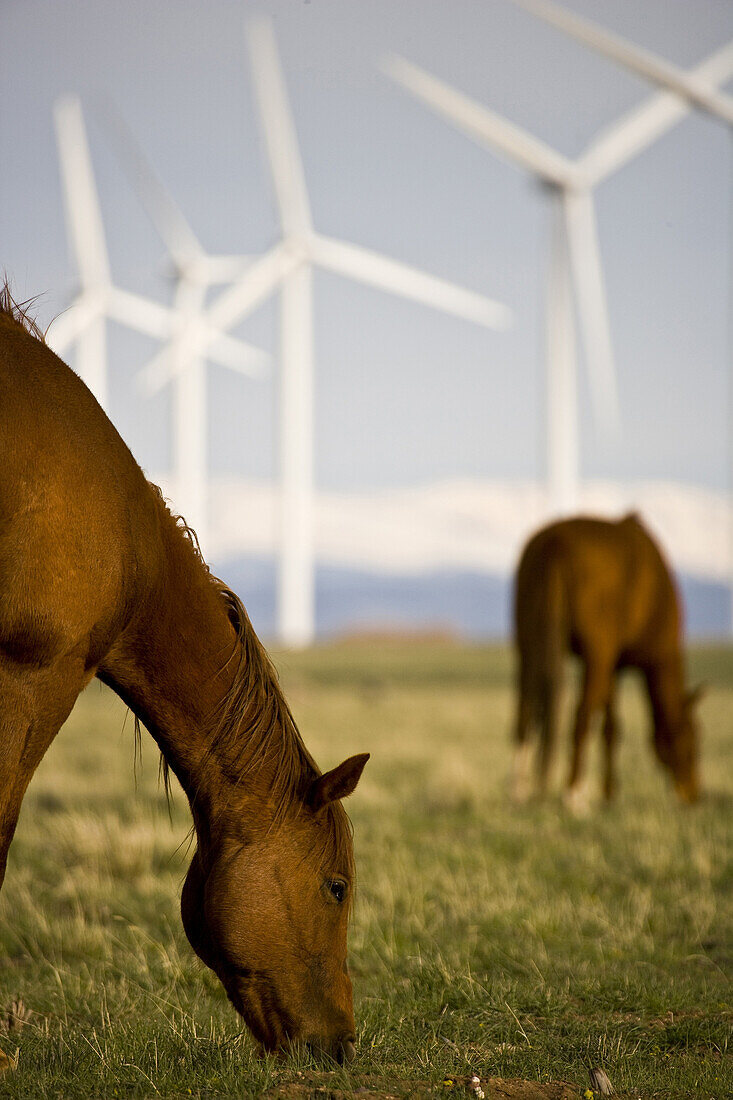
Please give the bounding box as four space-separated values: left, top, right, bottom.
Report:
0 641 730 1098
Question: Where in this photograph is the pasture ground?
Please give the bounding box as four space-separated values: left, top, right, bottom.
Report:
0 640 730 1099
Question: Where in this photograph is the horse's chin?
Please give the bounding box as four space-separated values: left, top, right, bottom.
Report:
229 988 357 1065
221 972 293 1055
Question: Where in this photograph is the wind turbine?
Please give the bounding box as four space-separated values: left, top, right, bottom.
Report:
140 16 513 648
51 94 111 407
98 104 267 556
507 0 733 633
49 95 266 555
511 0 733 125
384 36 733 518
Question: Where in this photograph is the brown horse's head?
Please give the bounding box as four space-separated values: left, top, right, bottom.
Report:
181 753 368 1062
654 687 702 803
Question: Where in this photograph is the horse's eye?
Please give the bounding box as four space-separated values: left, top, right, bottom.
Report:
327 878 347 904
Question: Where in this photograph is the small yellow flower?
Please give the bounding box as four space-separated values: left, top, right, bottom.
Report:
584 1090 595 1100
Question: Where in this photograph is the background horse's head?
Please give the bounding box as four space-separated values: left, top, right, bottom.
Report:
181 753 368 1061
654 687 702 803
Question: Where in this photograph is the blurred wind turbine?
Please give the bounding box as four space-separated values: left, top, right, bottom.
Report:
142 16 512 647
51 94 111 407
384 38 733 516
99 104 267 557
49 95 266 556
508 0 733 633
511 0 733 125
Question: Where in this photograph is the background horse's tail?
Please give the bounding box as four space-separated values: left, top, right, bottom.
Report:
512 546 566 799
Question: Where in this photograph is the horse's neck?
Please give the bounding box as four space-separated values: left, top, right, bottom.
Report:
98 516 245 828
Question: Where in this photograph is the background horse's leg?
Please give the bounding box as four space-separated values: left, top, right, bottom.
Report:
564 657 613 814
536 662 562 796
0 651 89 888
511 659 536 803
602 687 619 801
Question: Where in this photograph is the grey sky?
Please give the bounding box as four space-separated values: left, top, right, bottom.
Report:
3 0 732 492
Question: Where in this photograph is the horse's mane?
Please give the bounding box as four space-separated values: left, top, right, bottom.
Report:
208 578 320 813
0 283 46 343
150 486 354 877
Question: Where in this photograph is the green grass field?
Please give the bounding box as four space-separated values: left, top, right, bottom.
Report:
0 641 730 1099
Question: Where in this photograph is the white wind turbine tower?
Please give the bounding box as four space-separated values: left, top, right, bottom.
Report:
49 95 265 555
508 0 733 632
100 106 266 557
384 58 620 518
140 16 512 648
385 37 733 518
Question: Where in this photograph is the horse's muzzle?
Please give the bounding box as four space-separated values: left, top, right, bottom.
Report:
306 1035 356 1065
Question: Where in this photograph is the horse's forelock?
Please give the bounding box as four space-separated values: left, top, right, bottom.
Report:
0 282 46 342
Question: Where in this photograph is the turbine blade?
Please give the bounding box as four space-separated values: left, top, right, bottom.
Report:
53 95 111 288
246 16 312 235
197 255 253 284
106 286 267 392
513 0 733 126
383 54 577 187
136 345 178 396
562 190 619 436
311 233 512 330
97 98 204 272
139 243 301 389
106 286 176 339
170 278 269 375
205 242 303 332
137 327 267 396
579 40 733 183
207 332 268 376
142 280 207 398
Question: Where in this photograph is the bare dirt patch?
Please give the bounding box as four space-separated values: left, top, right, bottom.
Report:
264 1073 580 1099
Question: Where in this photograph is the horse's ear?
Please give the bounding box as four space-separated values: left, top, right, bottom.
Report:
307 753 370 812
685 684 707 710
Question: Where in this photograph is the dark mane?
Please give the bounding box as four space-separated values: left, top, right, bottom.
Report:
150 484 354 877
210 579 354 877
0 283 46 343
208 578 319 806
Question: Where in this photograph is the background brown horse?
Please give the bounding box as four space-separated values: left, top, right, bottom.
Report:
512 513 700 808
0 288 368 1062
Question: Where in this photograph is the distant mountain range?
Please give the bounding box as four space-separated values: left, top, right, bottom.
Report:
176 476 733 640
219 557 729 641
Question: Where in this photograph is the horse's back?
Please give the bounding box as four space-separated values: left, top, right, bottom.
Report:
0 313 160 669
516 514 680 664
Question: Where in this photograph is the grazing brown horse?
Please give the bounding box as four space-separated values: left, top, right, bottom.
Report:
0 288 369 1062
512 513 700 808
